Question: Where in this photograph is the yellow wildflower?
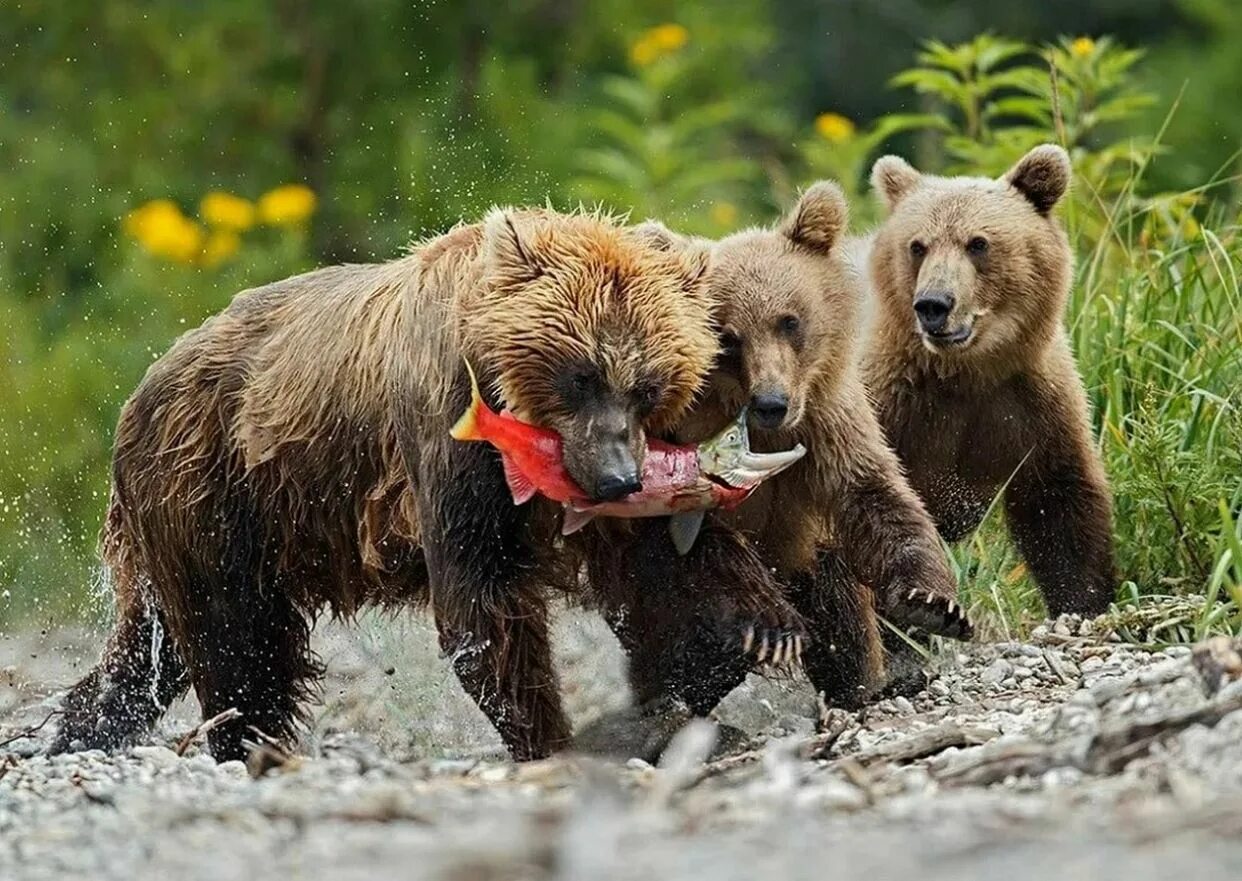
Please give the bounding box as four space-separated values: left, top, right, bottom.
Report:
629 23 688 67
710 201 738 228
201 230 241 267
648 23 688 52
630 37 659 67
258 184 317 226
1070 37 1096 58
124 199 205 264
814 112 856 144
200 191 256 231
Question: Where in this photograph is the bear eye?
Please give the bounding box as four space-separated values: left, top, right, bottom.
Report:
559 365 601 403
720 330 743 359
966 236 989 255
909 240 928 259
632 382 661 416
777 314 800 336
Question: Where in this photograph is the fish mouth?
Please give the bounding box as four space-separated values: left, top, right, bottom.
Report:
921 321 974 350
706 445 807 489
709 446 807 488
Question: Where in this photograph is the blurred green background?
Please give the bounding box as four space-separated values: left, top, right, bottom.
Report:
1 0 1240 636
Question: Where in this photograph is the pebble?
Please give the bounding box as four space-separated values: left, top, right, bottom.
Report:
981 660 1013 685
129 745 179 766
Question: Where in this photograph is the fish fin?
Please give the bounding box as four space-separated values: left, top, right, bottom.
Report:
669 510 707 556
449 360 485 441
501 453 538 505
561 507 596 536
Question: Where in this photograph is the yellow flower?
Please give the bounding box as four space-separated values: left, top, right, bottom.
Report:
814 112 856 144
257 184 317 226
629 23 688 67
201 230 241 267
629 37 659 67
199 191 255 231
123 199 205 264
648 23 688 52
710 201 738 228
1070 37 1096 58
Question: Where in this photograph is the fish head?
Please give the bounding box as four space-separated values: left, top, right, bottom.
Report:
697 408 807 489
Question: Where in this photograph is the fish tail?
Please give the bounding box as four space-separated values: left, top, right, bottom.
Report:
449 360 486 441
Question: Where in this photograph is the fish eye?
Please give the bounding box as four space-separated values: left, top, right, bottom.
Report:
966 236 989 255
909 240 928 259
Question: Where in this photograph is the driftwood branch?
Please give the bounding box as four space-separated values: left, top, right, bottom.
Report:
0 710 60 750
174 708 241 756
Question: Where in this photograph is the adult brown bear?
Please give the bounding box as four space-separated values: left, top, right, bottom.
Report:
51 207 739 762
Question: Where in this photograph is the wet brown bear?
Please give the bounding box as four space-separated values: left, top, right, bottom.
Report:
863 145 1116 616
51 207 722 762
587 183 968 723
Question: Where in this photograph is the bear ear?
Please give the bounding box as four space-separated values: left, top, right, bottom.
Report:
1004 144 1071 215
674 242 712 293
780 181 848 254
870 155 921 211
629 220 690 252
482 208 542 281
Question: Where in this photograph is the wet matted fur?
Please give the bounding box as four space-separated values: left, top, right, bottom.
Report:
51 207 720 762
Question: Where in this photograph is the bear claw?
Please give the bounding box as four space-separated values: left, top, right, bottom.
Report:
889 588 973 641
741 626 803 669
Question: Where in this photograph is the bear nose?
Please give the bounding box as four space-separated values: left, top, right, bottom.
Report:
594 470 643 502
751 392 789 430
914 290 955 334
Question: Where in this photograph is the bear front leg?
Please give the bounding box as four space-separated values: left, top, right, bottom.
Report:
808 403 971 641
788 550 885 710
416 439 570 761
590 518 806 716
1003 390 1116 617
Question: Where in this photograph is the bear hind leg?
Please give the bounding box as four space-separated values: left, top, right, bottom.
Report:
177 581 322 763
50 591 189 754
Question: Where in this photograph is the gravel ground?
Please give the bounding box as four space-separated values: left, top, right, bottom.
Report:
4 608 1242 881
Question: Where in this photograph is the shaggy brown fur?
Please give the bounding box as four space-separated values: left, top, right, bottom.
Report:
587 184 967 721
51 208 720 762
863 145 1116 617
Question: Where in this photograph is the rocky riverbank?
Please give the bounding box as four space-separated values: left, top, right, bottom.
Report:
3 612 1242 881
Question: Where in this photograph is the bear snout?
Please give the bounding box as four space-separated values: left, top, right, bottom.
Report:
913 289 955 334
751 391 790 430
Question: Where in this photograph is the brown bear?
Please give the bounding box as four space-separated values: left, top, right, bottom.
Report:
50 207 737 762
584 183 969 725
862 144 1116 617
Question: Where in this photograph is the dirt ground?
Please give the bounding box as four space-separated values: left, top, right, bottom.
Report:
3 608 1242 881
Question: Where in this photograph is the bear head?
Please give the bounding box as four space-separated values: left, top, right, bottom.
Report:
637 182 856 433
465 209 717 502
868 144 1073 371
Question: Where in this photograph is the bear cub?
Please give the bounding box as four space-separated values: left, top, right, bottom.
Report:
863 144 1116 617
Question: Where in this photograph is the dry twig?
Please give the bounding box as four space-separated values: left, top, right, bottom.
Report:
174 707 241 756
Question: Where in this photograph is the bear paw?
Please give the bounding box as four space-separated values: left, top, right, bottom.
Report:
888 588 973 641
